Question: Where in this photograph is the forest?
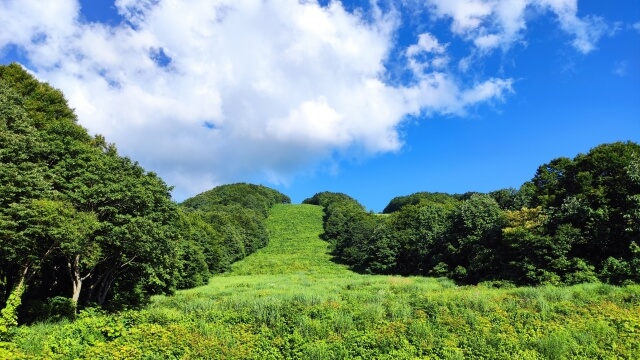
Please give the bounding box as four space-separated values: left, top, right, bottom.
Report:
0 63 638 358
0 63 289 324
309 139 640 286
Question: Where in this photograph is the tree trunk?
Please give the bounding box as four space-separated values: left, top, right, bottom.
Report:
69 255 83 303
97 269 117 306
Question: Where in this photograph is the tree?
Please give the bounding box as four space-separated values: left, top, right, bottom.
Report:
180 210 228 274
323 200 376 269
489 188 519 210
382 192 459 214
500 207 579 285
1 64 183 313
20 199 99 303
182 183 290 218
523 142 640 284
531 157 574 208
0 80 53 305
444 194 506 283
625 153 640 239
368 203 451 275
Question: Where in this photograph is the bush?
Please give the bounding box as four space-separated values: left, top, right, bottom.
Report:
23 297 76 324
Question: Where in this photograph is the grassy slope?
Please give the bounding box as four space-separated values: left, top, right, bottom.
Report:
226 204 351 275
10 204 640 359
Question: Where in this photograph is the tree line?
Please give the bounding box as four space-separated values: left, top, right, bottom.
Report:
0 63 289 329
308 141 640 286
1 61 637 332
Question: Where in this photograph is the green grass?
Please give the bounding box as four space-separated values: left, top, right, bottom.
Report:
226 204 351 276
7 204 640 359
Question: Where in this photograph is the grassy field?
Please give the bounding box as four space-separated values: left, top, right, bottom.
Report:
5 204 640 359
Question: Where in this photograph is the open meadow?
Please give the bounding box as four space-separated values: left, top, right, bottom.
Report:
6 204 640 359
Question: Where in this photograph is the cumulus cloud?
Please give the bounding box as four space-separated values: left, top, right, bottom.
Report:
0 0 595 200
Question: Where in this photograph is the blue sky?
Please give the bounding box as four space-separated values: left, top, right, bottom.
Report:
1 0 638 211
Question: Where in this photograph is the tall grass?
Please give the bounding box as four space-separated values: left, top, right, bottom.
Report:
7 204 640 359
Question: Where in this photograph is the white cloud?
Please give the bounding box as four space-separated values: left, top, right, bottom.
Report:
1 0 407 199
405 32 450 75
0 0 596 200
633 21 640 32
403 73 513 116
427 0 495 35
424 0 611 54
474 34 501 49
406 32 447 56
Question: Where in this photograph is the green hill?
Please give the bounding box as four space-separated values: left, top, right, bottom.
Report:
227 204 351 275
7 204 640 359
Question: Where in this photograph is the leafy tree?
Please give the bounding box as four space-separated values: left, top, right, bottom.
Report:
323 201 376 269
1 64 183 314
19 199 99 303
0 63 77 130
442 194 506 283
382 192 459 214
1 63 295 319
179 210 228 274
0 80 54 305
315 142 640 286
368 203 451 275
500 207 586 285
531 142 640 282
363 220 398 274
302 192 363 210
182 183 290 218
625 153 640 241
530 157 574 208
175 238 210 289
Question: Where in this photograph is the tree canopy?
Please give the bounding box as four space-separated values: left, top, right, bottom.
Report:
0 64 288 324
320 141 640 286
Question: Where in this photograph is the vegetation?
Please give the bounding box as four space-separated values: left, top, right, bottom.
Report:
0 65 287 324
382 192 460 214
4 204 639 359
0 63 183 317
182 183 290 218
1 62 638 358
178 183 291 279
302 192 362 210
316 141 640 286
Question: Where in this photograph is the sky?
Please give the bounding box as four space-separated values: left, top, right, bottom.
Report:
1 0 638 212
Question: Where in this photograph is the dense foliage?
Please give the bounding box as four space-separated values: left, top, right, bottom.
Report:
6 204 639 359
382 192 460 214
182 183 290 218
0 64 183 321
319 142 640 286
302 191 362 209
0 65 287 329
178 183 291 281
